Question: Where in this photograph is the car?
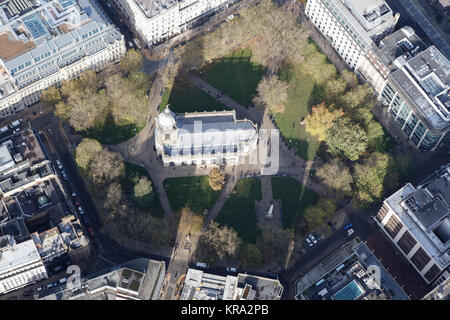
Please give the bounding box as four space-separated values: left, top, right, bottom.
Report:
309 234 318 244
61 171 68 180
344 223 353 231
226 267 237 273
59 277 67 284
23 290 33 297
88 227 94 237
46 282 57 289
73 196 81 207
196 262 208 269
13 128 20 133
305 238 313 247
71 191 76 197
37 286 45 292
53 265 63 273
83 216 89 225
56 160 63 170
78 207 84 215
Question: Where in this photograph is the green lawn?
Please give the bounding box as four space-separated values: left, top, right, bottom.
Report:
164 176 220 215
160 84 228 113
80 114 143 145
122 162 164 217
275 65 323 161
271 177 319 230
216 178 262 244
199 49 267 106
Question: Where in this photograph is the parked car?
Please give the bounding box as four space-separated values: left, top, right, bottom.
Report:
71 191 76 197
309 234 318 244
9 120 20 128
88 227 94 237
73 196 81 207
56 160 63 170
344 223 353 231
196 262 208 269
78 207 84 215
61 171 68 180
46 282 57 289
59 277 67 284
305 238 313 247
37 286 45 292
226 267 237 273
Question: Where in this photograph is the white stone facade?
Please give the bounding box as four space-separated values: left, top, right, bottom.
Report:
0 0 126 119
155 108 258 167
112 0 233 45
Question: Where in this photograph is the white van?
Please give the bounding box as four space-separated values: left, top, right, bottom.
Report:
9 120 20 128
0 126 8 133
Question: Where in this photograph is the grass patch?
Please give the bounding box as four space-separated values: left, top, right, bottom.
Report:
80 114 143 145
122 162 164 217
275 64 323 160
199 49 266 106
161 84 228 113
271 177 319 230
216 178 262 243
164 176 220 215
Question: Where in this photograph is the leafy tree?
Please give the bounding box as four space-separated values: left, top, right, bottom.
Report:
324 78 347 102
301 49 337 85
40 86 61 107
304 197 337 230
342 84 373 110
201 222 241 259
353 152 392 203
75 138 102 170
256 226 289 264
119 49 143 74
367 120 386 152
340 70 358 88
316 158 353 195
133 176 153 199
208 167 225 191
304 102 343 141
238 243 262 267
326 117 368 161
89 149 125 186
253 75 289 113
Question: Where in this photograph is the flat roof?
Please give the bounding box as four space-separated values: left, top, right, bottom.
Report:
0 238 41 274
134 0 178 19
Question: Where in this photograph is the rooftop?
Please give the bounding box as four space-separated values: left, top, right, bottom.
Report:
374 26 426 68
390 46 450 132
385 163 450 268
0 237 42 275
134 0 178 19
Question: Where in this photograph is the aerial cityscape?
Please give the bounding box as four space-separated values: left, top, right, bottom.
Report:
0 0 448 307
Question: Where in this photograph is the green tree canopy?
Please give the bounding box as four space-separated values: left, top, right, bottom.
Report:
326 117 368 161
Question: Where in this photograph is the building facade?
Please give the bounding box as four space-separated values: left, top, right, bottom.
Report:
375 164 450 285
379 46 450 152
0 235 48 295
0 0 126 119
358 26 426 95
305 0 398 71
112 0 234 45
155 107 258 167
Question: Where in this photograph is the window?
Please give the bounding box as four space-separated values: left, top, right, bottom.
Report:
376 204 389 222
410 248 431 271
424 264 441 282
397 230 416 255
384 215 403 238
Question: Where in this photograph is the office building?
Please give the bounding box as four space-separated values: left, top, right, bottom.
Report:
379 46 450 152
181 268 283 300
0 235 48 294
0 0 126 118
112 0 234 45
305 0 399 71
375 164 450 284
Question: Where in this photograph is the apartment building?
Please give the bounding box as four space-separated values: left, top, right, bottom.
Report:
112 0 233 45
379 45 450 152
155 107 258 167
305 0 399 71
375 164 450 285
0 235 48 295
0 0 126 119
